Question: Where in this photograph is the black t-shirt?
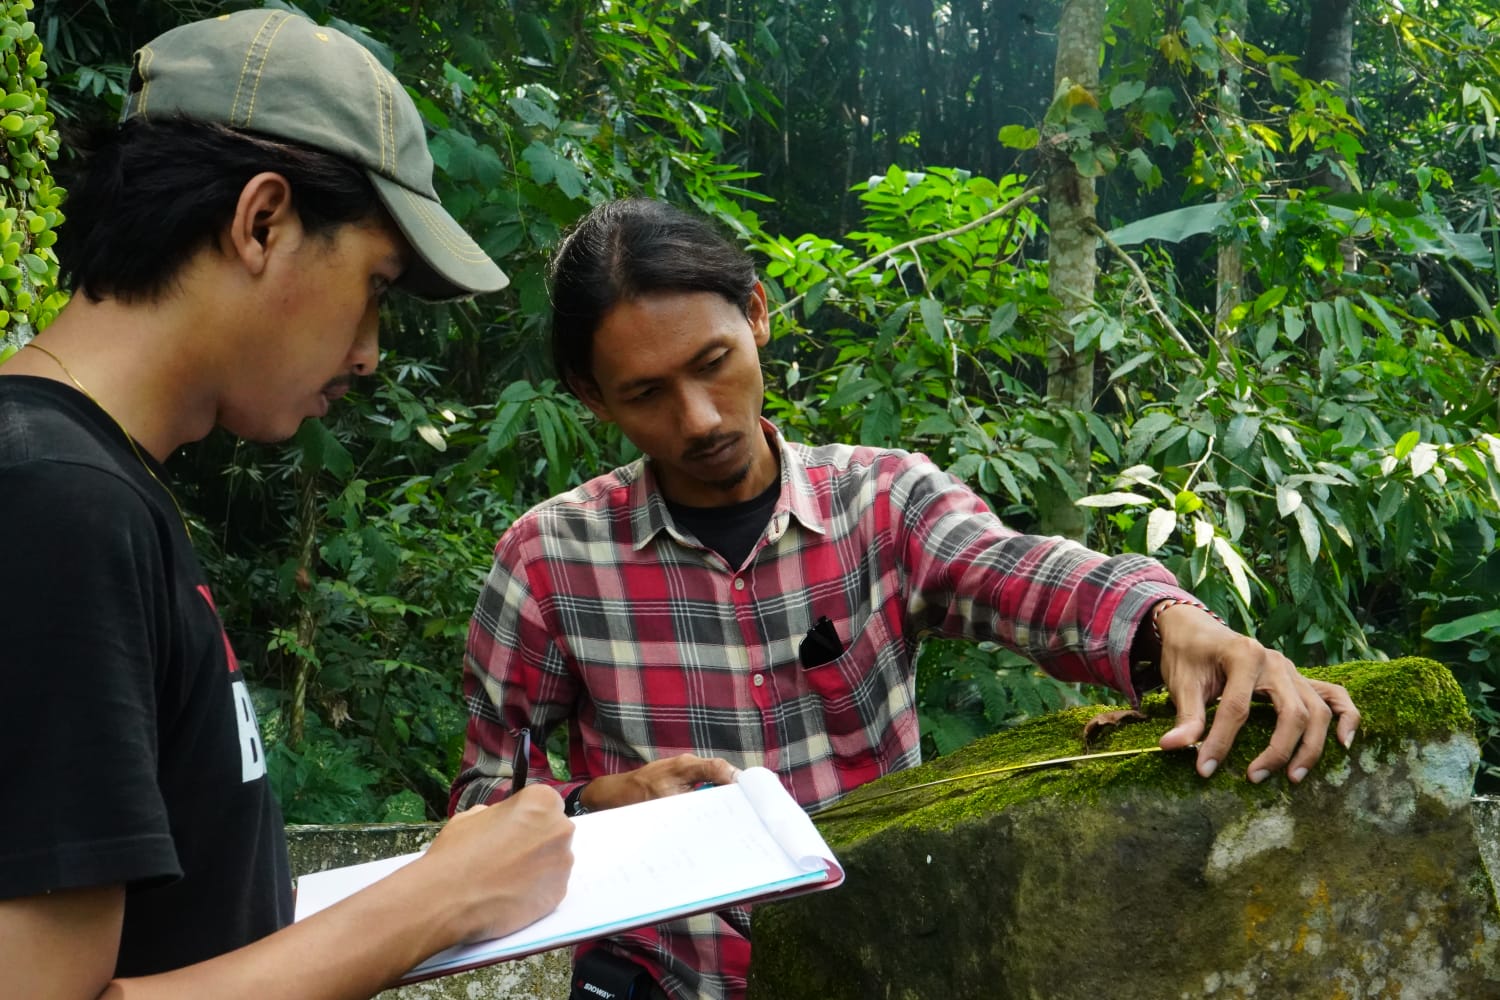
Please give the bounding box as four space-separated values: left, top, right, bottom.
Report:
664 476 781 570
0 376 291 976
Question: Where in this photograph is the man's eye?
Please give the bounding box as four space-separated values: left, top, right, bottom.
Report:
703 351 729 372
628 387 658 403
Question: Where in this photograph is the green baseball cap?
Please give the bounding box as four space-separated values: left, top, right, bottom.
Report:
122 9 507 301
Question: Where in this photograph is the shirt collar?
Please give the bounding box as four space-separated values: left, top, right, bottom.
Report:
628 418 828 552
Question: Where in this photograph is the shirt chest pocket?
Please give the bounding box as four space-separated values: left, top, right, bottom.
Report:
797 607 918 771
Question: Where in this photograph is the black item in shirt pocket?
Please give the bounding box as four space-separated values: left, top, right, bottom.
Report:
798 615 845 668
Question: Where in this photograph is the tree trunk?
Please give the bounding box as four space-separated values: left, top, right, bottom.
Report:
1037 0 1104 541
1303 0 1355 197
1216 0 1248 340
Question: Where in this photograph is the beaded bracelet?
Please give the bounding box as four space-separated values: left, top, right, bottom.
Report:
1151 598 1226 643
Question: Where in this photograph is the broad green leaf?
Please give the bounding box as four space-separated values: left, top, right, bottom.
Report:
1282 307 1306 343
997 124 1039 150
1075 491 1153 508
1225 495 1246 541
1310 300 1336 341
804 280 830 317
416 423 447 452
919 296 948 347
861 392 901 446
1132 411 1176 444
1174 490 1203 515
1293 504 1320 561
1287 545 1314 603
1334 297 1363 359
1105 203 1228 246
1393 430 1421 460
1126 148 1156 185
1225 414 1262 458
1193 517 1215 549
1109 80 1146 109
1108 351 1155 381
1252 285 1287 316
1409 442 1439 478
1254 321 1278 360
1211 536 1252 605
1423 610 1500 643
988 302 1019 339
1146 507 1176 553
1085 412 1120 463
1276 485 1303 517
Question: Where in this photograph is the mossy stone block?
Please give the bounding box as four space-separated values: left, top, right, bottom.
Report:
750 658 1500 1000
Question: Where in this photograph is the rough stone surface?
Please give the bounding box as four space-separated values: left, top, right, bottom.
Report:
750 658 1500 1000
286 824 571 1000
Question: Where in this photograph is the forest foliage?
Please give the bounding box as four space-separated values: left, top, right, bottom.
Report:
4 0 1498 820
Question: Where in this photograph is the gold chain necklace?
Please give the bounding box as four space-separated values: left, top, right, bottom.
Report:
24 341 193 539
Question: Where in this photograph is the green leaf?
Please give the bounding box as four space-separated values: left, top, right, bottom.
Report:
1084 412 1120 463
860 392 901 446
1108 351 1155 381
1287 545 1315 603
988 302 1018 339
997 124 1039 150
1393 430 1420 460
1334 297 1363 358
1075 491 1152 508
1126 148 1155 185
1211 536 1253 605
1105 203 1228 246
1224 414 1261 458
1293 504 1321 562
1146 507 1176 553
1109 80 1146 109
803 280 830 317
1252 286 1288 316
1423 611 1500 643
919 297 948 347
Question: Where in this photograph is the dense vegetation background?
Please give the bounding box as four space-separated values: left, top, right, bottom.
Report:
3 0 1497 821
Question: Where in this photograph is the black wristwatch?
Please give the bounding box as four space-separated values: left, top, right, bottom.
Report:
564 782 591 817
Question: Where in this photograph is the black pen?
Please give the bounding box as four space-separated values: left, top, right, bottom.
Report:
510 727 532 796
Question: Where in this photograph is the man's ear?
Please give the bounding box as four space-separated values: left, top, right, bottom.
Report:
747 281 771 348
223 172 297 276
570 376 613 423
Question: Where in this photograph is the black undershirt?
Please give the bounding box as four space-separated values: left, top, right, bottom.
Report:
664 477 781 569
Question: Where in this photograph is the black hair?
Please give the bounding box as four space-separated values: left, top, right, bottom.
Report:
548 199 758 393
55 115 382 303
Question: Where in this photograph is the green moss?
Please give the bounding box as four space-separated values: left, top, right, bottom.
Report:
815 657 1468 852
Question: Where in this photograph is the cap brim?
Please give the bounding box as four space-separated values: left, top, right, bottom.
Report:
369 172 509 301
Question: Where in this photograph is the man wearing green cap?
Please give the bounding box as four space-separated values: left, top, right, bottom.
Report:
0 9 573 998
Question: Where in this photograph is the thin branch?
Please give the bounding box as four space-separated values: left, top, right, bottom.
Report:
771 184 1045 320
1088 220 1196 354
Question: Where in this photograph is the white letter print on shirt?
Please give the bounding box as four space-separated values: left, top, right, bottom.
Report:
197 584 267 782
230 677 268 782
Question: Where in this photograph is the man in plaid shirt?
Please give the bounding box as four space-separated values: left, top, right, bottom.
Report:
450 199 1360 1000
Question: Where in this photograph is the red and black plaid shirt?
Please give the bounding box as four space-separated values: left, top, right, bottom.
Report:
452 421 1191 999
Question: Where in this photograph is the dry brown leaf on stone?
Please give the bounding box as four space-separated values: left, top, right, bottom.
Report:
1082 708 1148 749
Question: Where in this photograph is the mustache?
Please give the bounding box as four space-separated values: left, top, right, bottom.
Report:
682 433 739 461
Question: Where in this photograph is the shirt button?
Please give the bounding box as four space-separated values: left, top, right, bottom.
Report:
734 578 746 591
753 673 765 687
